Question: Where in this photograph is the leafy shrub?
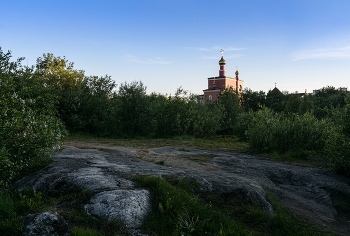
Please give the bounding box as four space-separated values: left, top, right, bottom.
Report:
0 48 67 186
325 137 350 177
233 110 255 141
246 108 336 155
105 85 223 138
217 87 241 134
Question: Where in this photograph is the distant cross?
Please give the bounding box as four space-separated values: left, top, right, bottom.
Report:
220 49 224 57
236 66 238 71
274 82 277 88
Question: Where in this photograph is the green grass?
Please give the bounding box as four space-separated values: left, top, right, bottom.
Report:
180 154 217 163
133 176 336 236
0 188 130 236
66 133 249 153
0 189 46 236
176 147 190 151
260 151 333 169
134 176 248 236
72 227 103 236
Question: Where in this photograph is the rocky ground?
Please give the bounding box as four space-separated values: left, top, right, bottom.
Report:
15 141 350 236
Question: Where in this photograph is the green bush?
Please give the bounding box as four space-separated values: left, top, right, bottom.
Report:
323 126 350 177
0 48 67 186
246 108 336 155
105 85 223 138
233 110 255 141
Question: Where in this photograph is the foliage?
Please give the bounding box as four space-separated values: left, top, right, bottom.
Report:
134 176 334 236
284 94 302 114
299 94 314 114
0 188 129 236
134 176 248 236
314 86 347 108
322 96 350 177
2 46 349 179
324 134 350 177
265 87 287 112
34 53 116 133
0 189 45 236
72 228 103 236
0 48 67 186
246 108 336 156
217 87 241 134
240 88 266 112
233 110 255 141
104 84 223 138
0 191 23 236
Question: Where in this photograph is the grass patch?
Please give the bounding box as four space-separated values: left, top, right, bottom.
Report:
0 188 131 236
176 147 190 151
260 151 333 169
180 154 216 163
155 160 165 165
66 133 249 153
134 176 248 236
72 227 103 236
133 176 336 236
98 148 113 152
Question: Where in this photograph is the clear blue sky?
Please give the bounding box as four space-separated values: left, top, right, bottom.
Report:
1 0 350 95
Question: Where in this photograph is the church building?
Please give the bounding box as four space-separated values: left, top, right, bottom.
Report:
202 50 244 102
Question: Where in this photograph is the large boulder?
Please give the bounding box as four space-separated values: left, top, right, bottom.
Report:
85 189 150 229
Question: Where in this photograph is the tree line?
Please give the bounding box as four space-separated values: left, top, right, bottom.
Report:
1 48 349 186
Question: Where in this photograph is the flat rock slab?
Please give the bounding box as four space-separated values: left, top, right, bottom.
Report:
15 144 350 235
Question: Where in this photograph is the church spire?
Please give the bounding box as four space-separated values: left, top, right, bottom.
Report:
218 49 226 77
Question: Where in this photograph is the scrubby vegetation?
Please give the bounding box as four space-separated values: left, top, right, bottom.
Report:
134 176 334 236
0 50 67 186
0 47 349 235
0 188 130 236
1 46 349 182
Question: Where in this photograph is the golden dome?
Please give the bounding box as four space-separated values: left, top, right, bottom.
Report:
219 56 226 65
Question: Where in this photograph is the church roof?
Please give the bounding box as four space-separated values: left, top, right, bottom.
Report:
267 87 283 96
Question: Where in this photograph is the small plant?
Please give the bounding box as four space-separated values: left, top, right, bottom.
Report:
175 209 209 235
176 147 189 151
0 189 45 236
72 227 102 236
155 160 165 165
182 154 216 163
18 191 43 213
99 148 113 153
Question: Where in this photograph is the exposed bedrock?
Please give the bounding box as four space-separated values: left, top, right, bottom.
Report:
14 145 350 235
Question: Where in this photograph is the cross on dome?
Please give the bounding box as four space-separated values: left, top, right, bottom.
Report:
220 49 224 57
